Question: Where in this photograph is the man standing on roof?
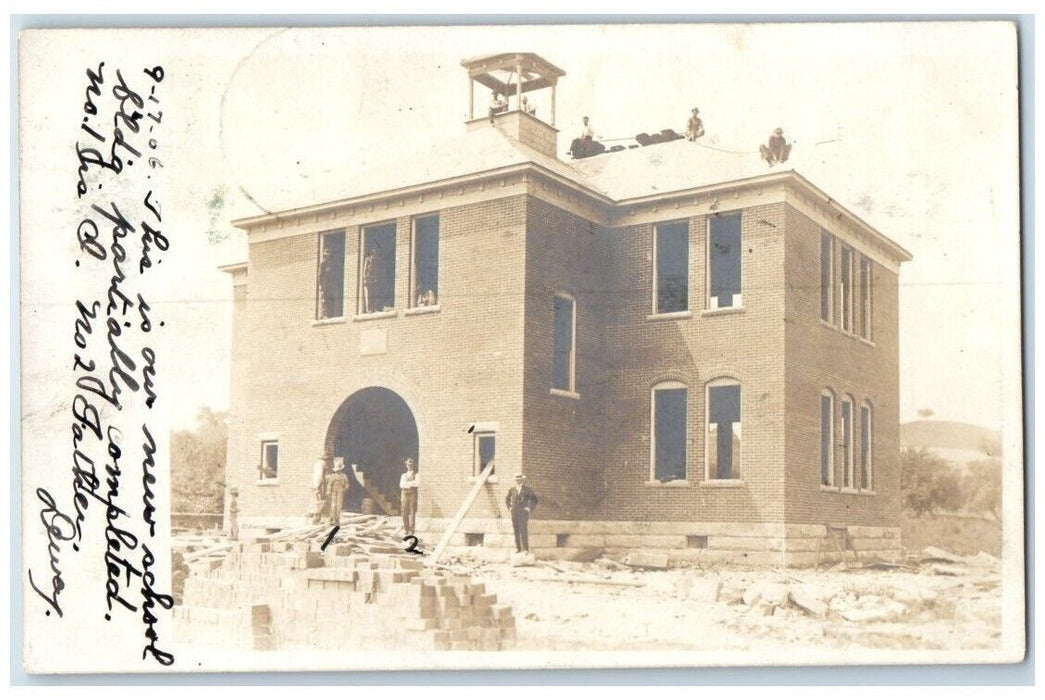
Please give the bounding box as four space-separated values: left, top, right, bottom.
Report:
760 127 792 166
520 95 536 116
488 91 508 122
686 107 705 142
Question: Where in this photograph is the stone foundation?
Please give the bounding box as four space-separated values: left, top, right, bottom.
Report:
415 518 903 567
175 541 516 651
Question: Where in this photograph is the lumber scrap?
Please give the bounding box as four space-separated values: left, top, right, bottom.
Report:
427 460 496 565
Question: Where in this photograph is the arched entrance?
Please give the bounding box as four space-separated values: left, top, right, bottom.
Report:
324 387 419 515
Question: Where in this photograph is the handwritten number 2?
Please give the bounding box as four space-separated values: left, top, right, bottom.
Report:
403 535 423 556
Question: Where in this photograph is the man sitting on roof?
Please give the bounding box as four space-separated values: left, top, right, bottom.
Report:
686 107 705 141
569 116 605 159
520 95 537 116
760 127 792 166
488 91 508 122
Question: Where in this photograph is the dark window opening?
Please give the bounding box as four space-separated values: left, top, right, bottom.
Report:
708 383 741 479
413 215 439 307
859 256 872 340
820 394 834 486
820 231 833 323
465 533 485 547
475 432 496 477
653 386 687 481
259 440 279 480
687 535 709 549
842 398 854 487
556 534 569 548
552 295 575 391
840 245 853 332
360 222 396 314
860 404 872 489
317 231 345 319
709 213 742 309
655 221 689 313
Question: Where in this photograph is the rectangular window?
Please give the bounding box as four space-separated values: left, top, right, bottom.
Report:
840 245 853 332
653 386 687 481
474 432 496 477
412 214 439 308
708 213 742 309
860 404 873 489
841 398 854 487
654 221 689 314
360 222 396 314
859 256 873 340
259 440 279 480
552 294 576 392
820 231 834 323
317 230 345 319
707 382 741 479
820 393 834 486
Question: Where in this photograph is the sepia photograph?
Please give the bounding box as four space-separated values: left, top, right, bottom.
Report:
17 21 1025 674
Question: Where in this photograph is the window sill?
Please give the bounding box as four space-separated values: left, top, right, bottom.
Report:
644 480 691 488
256 479 280 487
404 305 441 316
353 310 398 322
820 485 876 496
647 310 692 321
468 476 500 485
819 320 876 347
701 479 745 488
312 317 347 327
701 306 745 317
550 388 580 400
858 336 876 348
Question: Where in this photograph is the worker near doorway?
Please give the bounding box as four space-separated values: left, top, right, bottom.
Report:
326 458 350 525
505 474 539 553
399 458 420 535
309 453 331 524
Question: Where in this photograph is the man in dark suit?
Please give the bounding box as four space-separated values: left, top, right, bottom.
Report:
505 474 539 553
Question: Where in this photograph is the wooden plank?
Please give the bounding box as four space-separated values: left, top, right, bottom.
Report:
427 461 496 565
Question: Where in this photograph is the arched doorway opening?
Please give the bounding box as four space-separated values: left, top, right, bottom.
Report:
324 387 419 515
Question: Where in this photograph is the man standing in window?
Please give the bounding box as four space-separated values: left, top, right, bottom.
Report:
399 458 420 536
505 473 539 554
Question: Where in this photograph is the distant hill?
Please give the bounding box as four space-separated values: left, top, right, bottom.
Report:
901 420 1002 459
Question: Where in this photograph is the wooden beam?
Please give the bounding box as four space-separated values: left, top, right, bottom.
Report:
427 460 496 565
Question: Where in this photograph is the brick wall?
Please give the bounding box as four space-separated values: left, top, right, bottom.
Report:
782 206 902 528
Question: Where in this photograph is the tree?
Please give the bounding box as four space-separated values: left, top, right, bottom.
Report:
963 457 1002 520
901 447 962 516
170 407 228 515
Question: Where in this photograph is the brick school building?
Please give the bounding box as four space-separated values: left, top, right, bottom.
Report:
221 54 911 565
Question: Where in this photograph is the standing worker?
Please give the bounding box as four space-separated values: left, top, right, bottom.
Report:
309 453 331 524
686 107 705 141
227 487 240 541
399 458 420 536
505 473 539 553
325 458 350 526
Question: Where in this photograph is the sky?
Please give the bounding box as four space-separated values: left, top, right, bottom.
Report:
21 22 1021 433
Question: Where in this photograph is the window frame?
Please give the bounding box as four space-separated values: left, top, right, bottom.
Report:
841 395 855 487
316 229 346 321
839 244 854 333
409 213 440 311
259 439 279 482
551 292 577 395
652 220 690 315
820 230 835 325
859 255 873 341
358 220 398 316
649 380 688 483
473 430 497 478
860 401 874 490
706 212 744 311
820 389 835 486
704 377 743 482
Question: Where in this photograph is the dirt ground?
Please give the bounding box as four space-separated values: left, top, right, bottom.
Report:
442 555 1003 653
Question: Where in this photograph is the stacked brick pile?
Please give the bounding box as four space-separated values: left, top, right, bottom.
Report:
174 539 516 652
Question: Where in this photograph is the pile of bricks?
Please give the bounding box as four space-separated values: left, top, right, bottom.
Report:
174 539 516 652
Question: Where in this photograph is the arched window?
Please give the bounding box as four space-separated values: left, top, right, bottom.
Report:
841 394 855 487
860 401 874 490
706 378 742 480
820 389 835 486
651 381 687 482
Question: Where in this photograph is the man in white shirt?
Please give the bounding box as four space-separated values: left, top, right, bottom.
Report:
399 458 420 535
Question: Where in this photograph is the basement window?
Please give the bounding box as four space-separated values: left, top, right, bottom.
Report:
474 431 496 477
820 390 835 486
552 293 576 392
258 440 279 481
316 230 345 320
359 222 396 315
820 231 834 324
708 213 742 309
465 533 485 547
652 382 687 482
706 378 742 480
687 535 709 549
556 534 569 547
654 221 689 314
841 395 855 487
411 214 440 308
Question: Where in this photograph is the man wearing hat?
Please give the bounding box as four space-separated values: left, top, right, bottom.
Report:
686 107 705 141
325 457 350 525
309 453 331 524
760 127 792 165
505 473 539 553
399 458 420 535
